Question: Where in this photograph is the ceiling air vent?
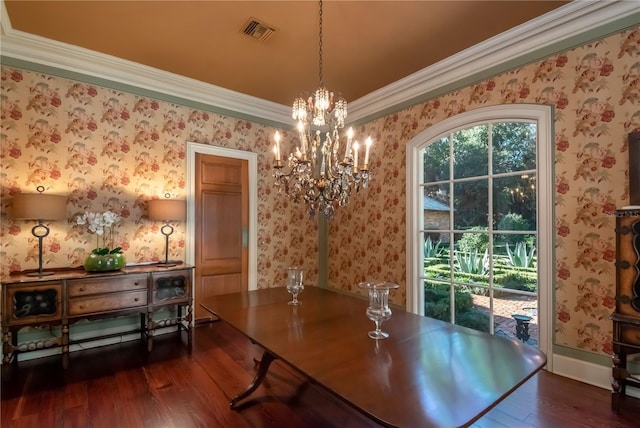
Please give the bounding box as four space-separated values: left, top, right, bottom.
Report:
241 18 276 41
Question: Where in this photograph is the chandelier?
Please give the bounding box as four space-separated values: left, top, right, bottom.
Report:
273 0 372 219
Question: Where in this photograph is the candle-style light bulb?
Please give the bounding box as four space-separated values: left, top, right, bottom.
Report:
345 127 354 159
364 137 373 167
353 141 359 170
274 131 281 161
297 122 307 154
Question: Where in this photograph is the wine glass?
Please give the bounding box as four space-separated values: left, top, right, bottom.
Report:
359 281 399 339
286 266 305 305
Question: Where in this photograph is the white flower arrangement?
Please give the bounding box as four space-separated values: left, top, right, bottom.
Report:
76 210 123 255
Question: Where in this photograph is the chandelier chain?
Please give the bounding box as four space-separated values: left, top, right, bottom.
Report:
318 0 323 87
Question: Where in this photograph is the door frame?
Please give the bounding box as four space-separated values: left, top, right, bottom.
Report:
186 142 258 291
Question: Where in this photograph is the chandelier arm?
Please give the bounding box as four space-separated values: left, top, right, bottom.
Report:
274 167 298 195
308 189 336 204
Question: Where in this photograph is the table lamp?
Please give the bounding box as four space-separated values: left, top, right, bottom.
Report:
148 197 186 267
11 186 67 276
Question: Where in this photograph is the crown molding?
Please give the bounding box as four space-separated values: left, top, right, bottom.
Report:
0 1 291 127
1 1 638 127
349 0 640 123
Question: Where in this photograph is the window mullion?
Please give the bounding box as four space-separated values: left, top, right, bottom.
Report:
487 122 495 335
448 132 456 324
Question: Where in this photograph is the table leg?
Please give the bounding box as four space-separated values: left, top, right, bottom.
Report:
230 350 277 409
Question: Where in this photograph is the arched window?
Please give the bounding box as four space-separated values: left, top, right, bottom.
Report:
406 104 553 360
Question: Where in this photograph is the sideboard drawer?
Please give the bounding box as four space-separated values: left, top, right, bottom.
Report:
68 290 148 315
620 324 640 346
68 274 147 297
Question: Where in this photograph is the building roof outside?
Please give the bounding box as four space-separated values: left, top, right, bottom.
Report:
424 196 450 211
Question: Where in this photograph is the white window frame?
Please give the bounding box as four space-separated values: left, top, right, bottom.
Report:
406 104 553 366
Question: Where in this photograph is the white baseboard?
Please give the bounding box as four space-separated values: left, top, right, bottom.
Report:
552 353 640 399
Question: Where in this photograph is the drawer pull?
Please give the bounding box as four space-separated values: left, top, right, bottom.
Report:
79 287 86 292
79 304 85 309
134 298 139 302
134 282 140 286
618 260 631 269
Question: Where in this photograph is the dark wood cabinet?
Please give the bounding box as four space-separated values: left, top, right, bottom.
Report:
611 208 640 412
1 265 193 379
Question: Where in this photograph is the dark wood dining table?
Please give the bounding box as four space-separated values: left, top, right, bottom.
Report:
200 286 547 428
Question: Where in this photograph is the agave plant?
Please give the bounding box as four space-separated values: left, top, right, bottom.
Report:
454 248 489 275
506 242 537 268
424 236 444 258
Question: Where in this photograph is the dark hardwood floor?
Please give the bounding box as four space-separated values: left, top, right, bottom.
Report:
2 321 640 428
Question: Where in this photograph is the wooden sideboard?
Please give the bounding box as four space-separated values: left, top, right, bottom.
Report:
612 208 640 412
1 264 193 379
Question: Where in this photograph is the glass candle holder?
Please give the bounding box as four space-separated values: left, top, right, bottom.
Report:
359 281 399 339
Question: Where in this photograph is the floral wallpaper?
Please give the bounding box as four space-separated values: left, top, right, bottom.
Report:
1 26 638 357
0 69 317 290
328 27 639 356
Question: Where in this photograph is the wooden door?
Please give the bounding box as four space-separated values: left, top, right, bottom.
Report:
194 153 248 321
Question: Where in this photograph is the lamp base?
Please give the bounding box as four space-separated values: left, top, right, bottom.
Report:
29 222 55 277
26 271 55 277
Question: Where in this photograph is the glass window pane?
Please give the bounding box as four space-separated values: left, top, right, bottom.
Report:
453 179 488 229
456 285 491 333
493 290 538 345
424 280 452 322
453 125 488 179
422 233 451 288
493 234 537 292
422 184 450 232
422 231 448 260
423 137 450 183
452 232 489 285
493 174 537 229
424 240 452 279
492 122 537 174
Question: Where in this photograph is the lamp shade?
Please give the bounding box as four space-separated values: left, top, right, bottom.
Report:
148 199 186 222
11 193 67 220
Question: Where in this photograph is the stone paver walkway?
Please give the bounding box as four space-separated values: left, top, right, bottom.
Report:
472 294 538 346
